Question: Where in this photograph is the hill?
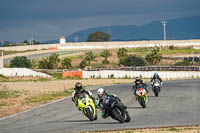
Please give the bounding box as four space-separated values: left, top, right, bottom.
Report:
47 16 200 43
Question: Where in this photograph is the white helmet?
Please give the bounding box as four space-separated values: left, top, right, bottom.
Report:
97 88 105 98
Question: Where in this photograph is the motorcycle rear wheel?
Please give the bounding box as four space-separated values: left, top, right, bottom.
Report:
112 108 124 123
124 111 131 122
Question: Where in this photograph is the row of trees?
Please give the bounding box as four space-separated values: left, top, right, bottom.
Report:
10 47 163 69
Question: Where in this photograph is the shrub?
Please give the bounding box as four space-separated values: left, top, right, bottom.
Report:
79 59 88 69
174 61 191 66
121 55 147 66
62 58 72 69
145 47 162 65
87 31 110 42
10 56 31 68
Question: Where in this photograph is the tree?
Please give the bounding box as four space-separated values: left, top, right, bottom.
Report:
87 31 110 42
24 40 29 44
145 47 162 65
38 58 50 69
121 55 147 67
62 58 72 69
117 48 128 65
79 59 88 69
84 51 96 66
38 53 60 69
30 59 38 69
100 49 112 64
10 56 31 68
48 53 60 69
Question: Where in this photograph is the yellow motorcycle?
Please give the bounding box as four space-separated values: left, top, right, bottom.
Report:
135 85 147 108
77 93 97 121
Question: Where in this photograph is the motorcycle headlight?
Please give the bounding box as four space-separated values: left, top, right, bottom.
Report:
154 82 159 87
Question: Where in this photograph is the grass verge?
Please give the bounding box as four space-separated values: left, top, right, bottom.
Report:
88 125 200 133
0 85 22 98
25 89 72 104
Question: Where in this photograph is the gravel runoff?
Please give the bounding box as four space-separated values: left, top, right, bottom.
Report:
0 68 51 77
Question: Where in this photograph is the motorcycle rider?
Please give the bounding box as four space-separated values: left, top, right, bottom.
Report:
72 82 95 108
96 88 126 118
151 72 163 87
133 76 148 95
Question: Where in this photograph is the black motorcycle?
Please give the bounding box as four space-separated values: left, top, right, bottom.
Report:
99 96 130 123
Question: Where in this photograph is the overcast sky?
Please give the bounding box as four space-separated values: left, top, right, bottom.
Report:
0 0 199 42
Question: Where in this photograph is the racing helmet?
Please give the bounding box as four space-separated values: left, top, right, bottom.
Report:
135 77 141 84
97 88 105 98
75 82 82 91
154 72 158 78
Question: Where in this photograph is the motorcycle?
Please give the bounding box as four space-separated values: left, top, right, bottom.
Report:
152 79 161 97
77 93 97 121
100 96 130 123
135 85 147 108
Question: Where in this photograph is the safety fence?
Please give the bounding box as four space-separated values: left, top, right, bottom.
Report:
61 70 200 79
86 66 200 71
62 71 82 78
82 70 200 79
163 56 200 62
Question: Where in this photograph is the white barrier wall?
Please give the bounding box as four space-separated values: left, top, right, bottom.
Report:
0 68 51 77
83 70 200 79
0 40 200 51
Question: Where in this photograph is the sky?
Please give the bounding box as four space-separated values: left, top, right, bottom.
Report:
0 0 200 42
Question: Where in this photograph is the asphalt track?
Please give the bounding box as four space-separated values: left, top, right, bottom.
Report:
0 79 200 133
3 50 85 64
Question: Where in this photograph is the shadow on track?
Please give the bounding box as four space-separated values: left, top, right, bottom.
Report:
47 120 89 123
83 121 119 125
127 106 144 109
47 120 119 125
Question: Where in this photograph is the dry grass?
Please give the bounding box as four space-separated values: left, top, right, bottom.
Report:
0 78 134 118
90 125 200 133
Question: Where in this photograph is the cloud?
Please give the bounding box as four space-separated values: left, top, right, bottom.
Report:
0 0 199 41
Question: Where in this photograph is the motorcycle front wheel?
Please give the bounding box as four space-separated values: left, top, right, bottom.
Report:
139 96 146 108
84 107 94 121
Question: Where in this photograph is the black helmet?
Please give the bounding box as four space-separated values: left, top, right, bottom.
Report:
75 82 82 91
136 77 141 84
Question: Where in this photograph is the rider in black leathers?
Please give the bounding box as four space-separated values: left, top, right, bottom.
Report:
72 82 95 107
96 88 126 118
133 76 148 95
150 72 163 87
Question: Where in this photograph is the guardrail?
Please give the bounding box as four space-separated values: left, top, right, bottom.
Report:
34 66 200 74
86 66 200 71
163 56 200 62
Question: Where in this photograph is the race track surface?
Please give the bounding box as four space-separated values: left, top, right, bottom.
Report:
0 79 200 133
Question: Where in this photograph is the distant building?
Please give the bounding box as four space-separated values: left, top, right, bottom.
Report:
60 36 66 44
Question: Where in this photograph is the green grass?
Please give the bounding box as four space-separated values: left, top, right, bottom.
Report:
0 102 8 107
47 72 63 80
183 127 195 130
128 47 150 53
127 47 200 55
0 74 8 80
168 127 179 132
25 89 73 104
161 47 200 54
0 50 37 56
0 85 22 99
34 77 51 82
